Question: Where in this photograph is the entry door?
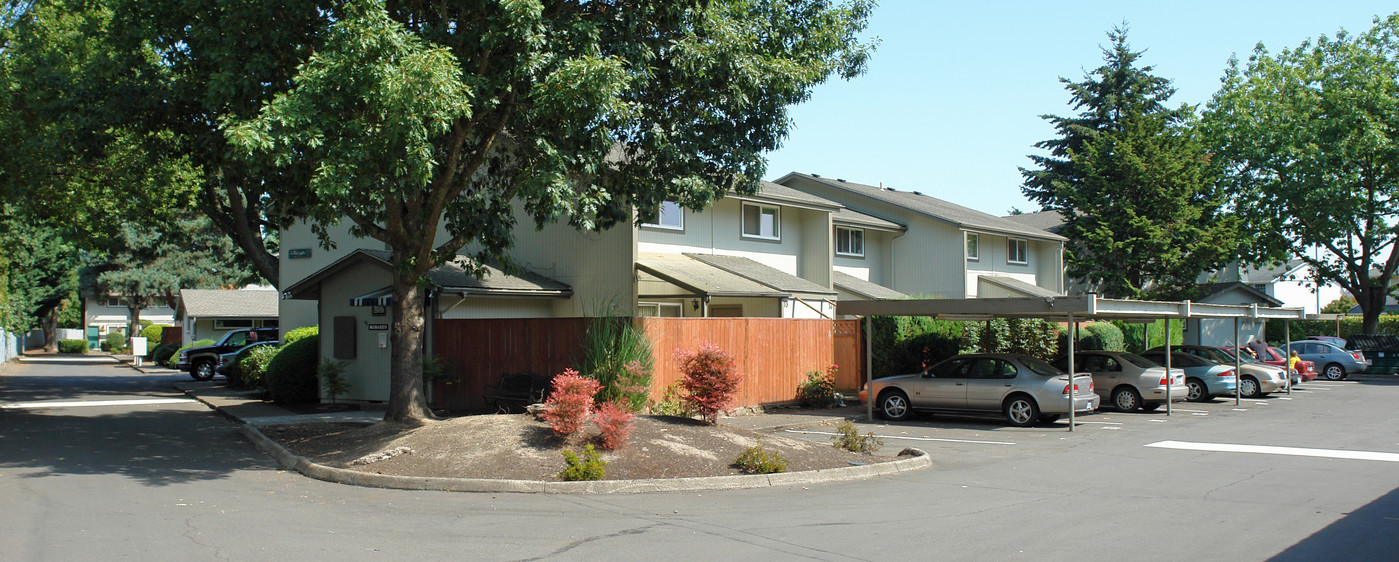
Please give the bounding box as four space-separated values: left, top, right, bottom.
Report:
911 357 970 408
965 358 1017 409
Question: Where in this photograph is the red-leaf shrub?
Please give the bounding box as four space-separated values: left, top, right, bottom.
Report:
543 369 601 436
592 400 635 450
675 343 744 424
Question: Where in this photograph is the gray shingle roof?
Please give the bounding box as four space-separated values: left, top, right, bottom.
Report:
832 272 907 300
283 249 571 301
977 276 1061 298
999 210 1068 234
745 181 842 209
180 289 279 318
684 253 836 296
778 173 1067 242
637 253 787 297
832 207 905 231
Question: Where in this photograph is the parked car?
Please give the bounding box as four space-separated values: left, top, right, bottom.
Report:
216 340 278 377
1138 351 1237 402
1052 351 1187 412
1237 346 1318 384
1307 335 1347 347
1287 340 1368 380
1146 345 1286 398
177 328 281 381
859 353 1099 427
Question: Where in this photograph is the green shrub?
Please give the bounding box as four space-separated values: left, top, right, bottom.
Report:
105 331 126 352
559 445 606 481
139 324 168 345
732 440 787 474
796 366 841 408
576 314 653 412
1075 322 1125 351
151 342 180 365
238 345 279 393
319 358 352 404
831 420 882 453
165 339 215 368
57 339 88 354
648 382 694 417
282 325 318 346
100 339 112 352
265 335 321 404
1116 319 1185 352
868 315 967 378
962 318 1061 361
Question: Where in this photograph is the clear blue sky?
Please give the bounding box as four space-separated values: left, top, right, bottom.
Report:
762 1 1396 216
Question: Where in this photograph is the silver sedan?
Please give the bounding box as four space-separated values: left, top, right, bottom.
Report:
860 353 1100 427
1054 350 1187 412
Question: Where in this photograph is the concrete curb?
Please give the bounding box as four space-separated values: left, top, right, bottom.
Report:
234 423 931 495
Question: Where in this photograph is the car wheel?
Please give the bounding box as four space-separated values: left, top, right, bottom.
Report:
1240 376 1260 398
878 390 911 421
190 359 216 381
1141 403 1161 412
1112 387 1142 412
1323 363 1345 381
1004 395 1039 427
1185 378 1207 402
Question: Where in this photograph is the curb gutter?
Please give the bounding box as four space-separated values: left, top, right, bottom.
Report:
239 424 930 494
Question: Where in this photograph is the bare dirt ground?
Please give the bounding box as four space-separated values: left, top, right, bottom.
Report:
261 414 889 481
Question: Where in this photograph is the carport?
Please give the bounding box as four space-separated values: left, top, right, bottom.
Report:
838 295 1308 431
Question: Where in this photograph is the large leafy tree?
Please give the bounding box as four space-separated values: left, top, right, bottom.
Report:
1204 14 1399 333
227 0 875 423
0 211 82 350
89 215 258 337
0 0 329 286
1022 27 1237 299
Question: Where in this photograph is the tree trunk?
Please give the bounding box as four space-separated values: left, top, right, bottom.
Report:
40 312 57 352
1358 283 1385 334
383 277 436 424
127 305 144 344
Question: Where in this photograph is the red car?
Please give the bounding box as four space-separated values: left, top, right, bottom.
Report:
1218 346 1317 383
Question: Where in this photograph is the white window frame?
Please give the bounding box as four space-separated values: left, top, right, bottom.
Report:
741 203 780 240
1007 238 1028 265
835 226 864 257
642 200 684 231
966 233 979 261
637 302 683 317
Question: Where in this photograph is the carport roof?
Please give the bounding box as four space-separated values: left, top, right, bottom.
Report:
836 295 1308 322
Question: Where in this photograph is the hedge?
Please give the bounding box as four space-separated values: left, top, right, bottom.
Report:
1074 322 1124 352
57 339 88 354
140 324 169 345
150 342 180 365
265 334 320 404
237 345 280 393
282 325 318 346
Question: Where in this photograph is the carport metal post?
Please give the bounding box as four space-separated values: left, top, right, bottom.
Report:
1068 312 1076 432
865 315 873 422
1234 316 1242 405
1164 316 1172 417
1285 322 1292 394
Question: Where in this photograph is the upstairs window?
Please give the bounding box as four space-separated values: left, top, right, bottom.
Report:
1008 238 1028 264
643 200 684 230
966 233 979 261
742 203 780 240
836 226 864 257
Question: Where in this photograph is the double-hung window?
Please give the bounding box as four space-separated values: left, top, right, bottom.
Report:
742 203 780 240
836 226 864 257
643 200 684 230
1007 238 1028 264
966 233 979 261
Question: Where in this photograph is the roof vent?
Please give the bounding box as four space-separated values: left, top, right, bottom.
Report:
913 191 923 196
837 178 846 182
811 173 821 178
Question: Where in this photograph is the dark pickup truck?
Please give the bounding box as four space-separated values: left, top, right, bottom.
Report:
177 328 280 381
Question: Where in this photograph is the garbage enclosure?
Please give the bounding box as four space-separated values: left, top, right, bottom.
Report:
1344 334 1399 375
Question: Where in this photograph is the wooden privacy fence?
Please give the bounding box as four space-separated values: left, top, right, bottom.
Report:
640 317 863 406
430 317 863 411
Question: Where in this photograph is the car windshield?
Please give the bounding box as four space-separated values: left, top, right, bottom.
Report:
1020 356 1065 376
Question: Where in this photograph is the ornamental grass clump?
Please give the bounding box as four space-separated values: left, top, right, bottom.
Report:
675 343 743 425
831 420 882 453
543 369 602 436
732 439 787 474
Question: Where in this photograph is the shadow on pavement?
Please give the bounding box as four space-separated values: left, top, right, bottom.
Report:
1270 484 1399 561
0 407 273 487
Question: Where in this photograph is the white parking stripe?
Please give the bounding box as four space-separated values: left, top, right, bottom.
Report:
0 398 195 410
1146 440 1399 462
783 429 1015 446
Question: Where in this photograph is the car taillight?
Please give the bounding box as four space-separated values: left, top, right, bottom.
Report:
1219 370 1235 379
1351 351 1365 361
1062 378 1093 394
